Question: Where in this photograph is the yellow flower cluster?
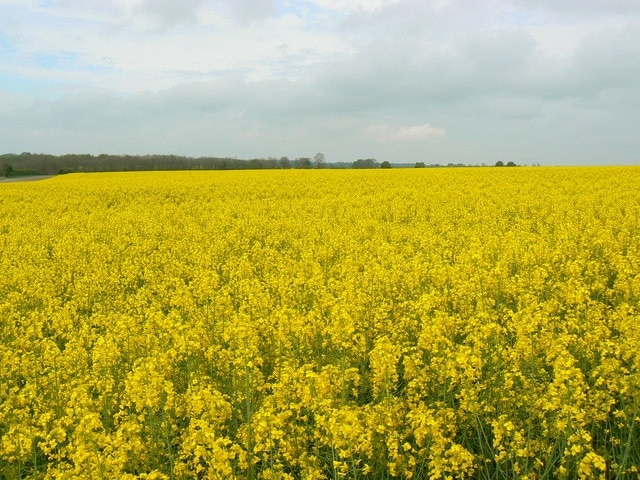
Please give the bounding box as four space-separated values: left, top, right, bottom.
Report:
1 167 639 479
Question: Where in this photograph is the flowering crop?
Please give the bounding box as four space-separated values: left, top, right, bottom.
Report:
0 167 639 479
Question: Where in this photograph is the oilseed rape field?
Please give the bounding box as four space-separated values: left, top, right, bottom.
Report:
1 167 639 479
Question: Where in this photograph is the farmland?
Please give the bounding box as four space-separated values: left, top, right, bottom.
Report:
0 167 639 479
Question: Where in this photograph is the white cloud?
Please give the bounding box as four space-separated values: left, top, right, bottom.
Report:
0 1 353 92
368 124 447 142
311 0 399 12
505 0 640 16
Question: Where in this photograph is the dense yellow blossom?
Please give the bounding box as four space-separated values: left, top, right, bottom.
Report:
1 167 639 478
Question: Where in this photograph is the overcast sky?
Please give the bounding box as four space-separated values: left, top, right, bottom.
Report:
1 0 639 165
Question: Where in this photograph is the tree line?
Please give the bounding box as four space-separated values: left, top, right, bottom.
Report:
0 152 338 176
1 152 519 177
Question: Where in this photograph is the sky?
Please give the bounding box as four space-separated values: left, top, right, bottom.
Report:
1 0 639 165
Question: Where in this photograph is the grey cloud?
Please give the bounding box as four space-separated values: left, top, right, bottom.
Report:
313 29 542 111
225 0 278 22
459 29 537 77
505 0 640 16
135 0 278 27
339 0 497 38
159 76 348 121
160 78 242 113
570 26 640 93
321 1 640 108
150 0 278 24
136 0 207 27
140 20 639 131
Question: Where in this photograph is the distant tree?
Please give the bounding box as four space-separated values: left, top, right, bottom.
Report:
506 161 517 167
495 161 505 167
415 162 426 168
313 152 326 169
296 157 312 169
352 158 379 169
264 157 279 169
279 156 291 169
248 159 264 169
380 161 391 169
2 163 13 177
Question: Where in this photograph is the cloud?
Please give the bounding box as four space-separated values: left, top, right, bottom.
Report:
368 124 447 142
570 25 640 91
1 0 640 165
225 0 278 22
311 0 400 12
505 0 640 16
133 0 281 26
135 0 207 27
